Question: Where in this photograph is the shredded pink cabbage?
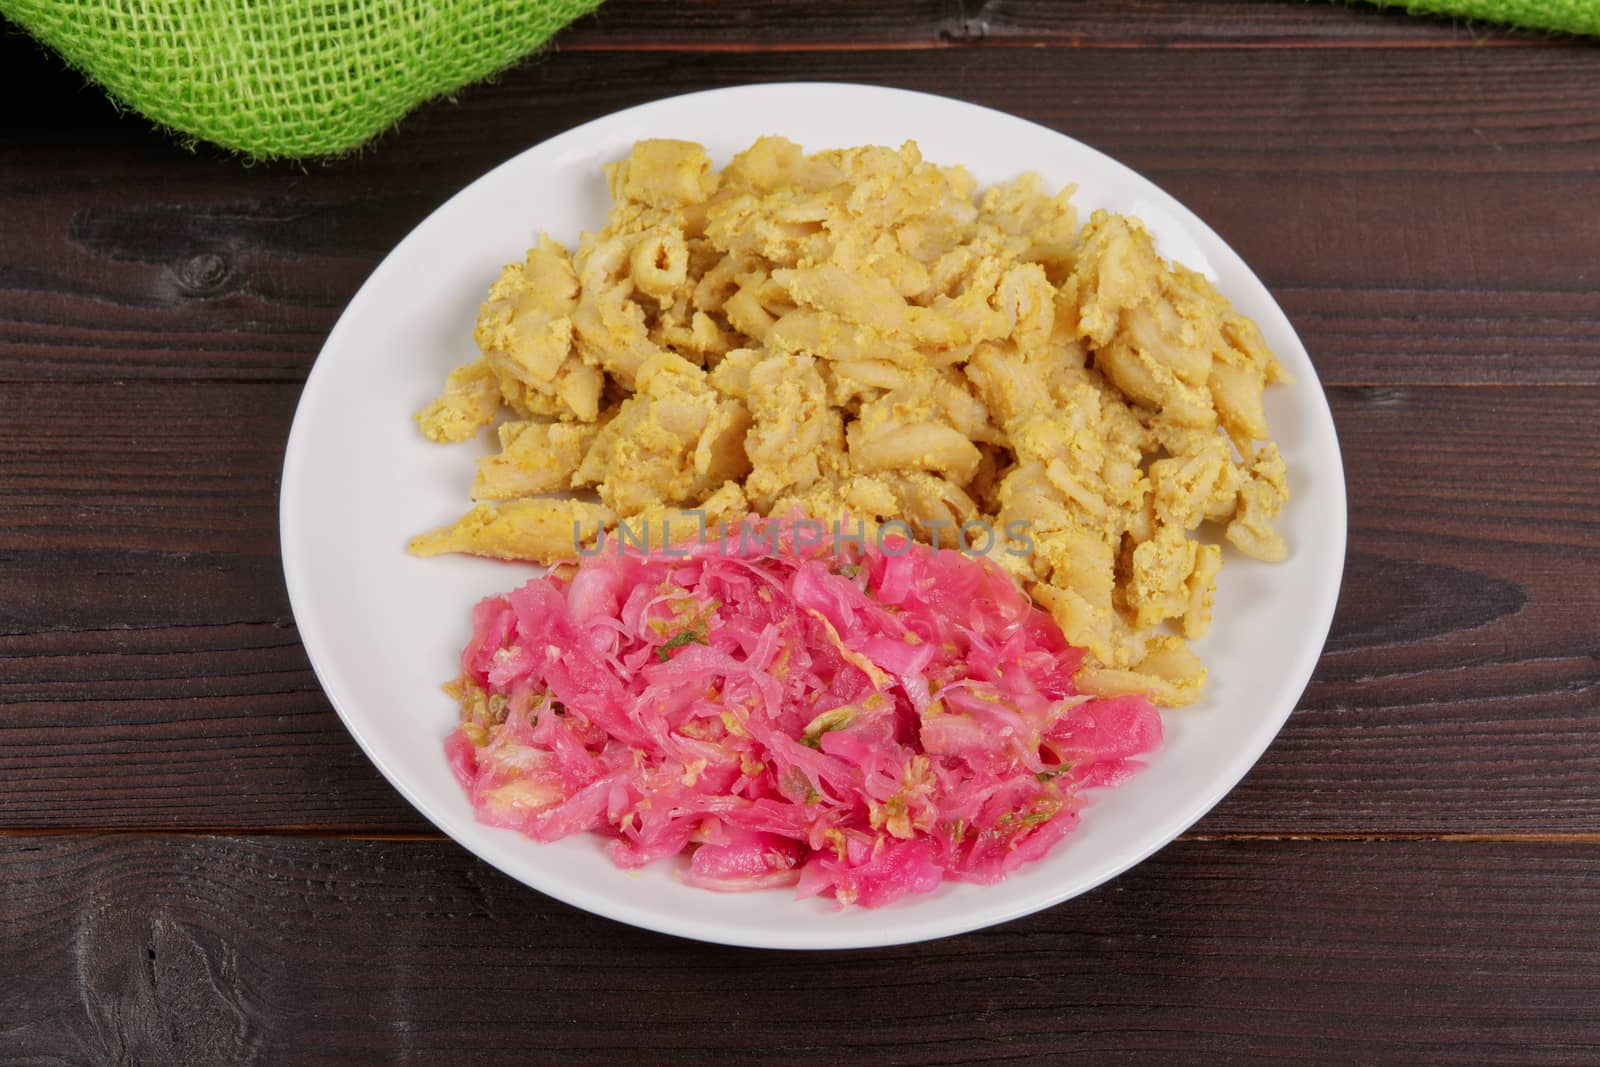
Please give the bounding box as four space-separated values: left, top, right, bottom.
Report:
445 518 1161 908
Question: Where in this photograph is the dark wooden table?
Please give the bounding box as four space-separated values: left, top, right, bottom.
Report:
4 1 1598 1061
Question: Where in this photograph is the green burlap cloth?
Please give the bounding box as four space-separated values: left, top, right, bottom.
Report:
1373 0 1600 34
0 0 1594 160
0 0 603 158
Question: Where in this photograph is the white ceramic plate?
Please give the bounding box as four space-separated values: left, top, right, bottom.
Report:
281 83 1346 950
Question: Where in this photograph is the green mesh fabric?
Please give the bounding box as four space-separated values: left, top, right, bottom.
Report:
1364 0 1600 35
0 0 603 159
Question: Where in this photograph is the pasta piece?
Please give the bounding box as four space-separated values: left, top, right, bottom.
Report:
1226 444 1290 563
994 262 1057 358
609 139 719 209
1148 433 1235 532
847 413 982 485
473 238 604 423
1076 636 1207 708
1181 543 1223 640
1212 310 1290 450
415 358 501 443
743 352 844 511
471 420 603 501
590 353 752 516
572 234 665 389
632 227 688 298
623 481 751 553
1121 522 1199 630
409 499 614 565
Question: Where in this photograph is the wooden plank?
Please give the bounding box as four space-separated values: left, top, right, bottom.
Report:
2 836 1596 1062
0 381 1596 833
4 42 1600 385
559 0 1532 50
0 623 421 831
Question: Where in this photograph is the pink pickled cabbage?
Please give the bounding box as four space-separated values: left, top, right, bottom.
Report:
444 518 1161 908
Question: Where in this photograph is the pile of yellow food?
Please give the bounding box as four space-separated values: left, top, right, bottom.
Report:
410 137 1291 706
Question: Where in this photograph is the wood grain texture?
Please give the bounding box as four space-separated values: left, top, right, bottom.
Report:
2 835 1597 1063
1 383 1595 833
4 38 1600 385
558 0 1525 50
1208 389 1600 833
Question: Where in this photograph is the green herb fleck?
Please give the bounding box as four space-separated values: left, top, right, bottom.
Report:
1036 761 1073 782
656 628 707 662
800 705 855 744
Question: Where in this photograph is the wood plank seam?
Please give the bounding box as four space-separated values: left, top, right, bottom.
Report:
551 36 1548 54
